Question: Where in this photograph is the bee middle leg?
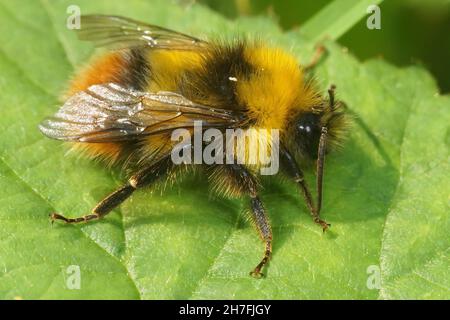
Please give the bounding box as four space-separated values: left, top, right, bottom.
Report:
51 157 172 224
280 147 330 232
249 195 272 278
211 164 272 278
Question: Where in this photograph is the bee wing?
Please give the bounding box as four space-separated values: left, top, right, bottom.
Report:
77 15 207 50
39 83 243 143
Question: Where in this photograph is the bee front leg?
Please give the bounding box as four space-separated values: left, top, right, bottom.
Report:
51 157 172 224
280 147 330 232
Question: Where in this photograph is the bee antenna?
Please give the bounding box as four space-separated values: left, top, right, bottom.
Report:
316 126 328 216
328 84 336 110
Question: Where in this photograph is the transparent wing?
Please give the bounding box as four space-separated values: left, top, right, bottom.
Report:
39 83 242 143
77 14 207 50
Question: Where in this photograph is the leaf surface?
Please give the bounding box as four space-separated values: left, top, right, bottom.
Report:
0 0 448 299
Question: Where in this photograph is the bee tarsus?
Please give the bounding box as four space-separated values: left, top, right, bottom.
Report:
50 157 173 225
50 212 99 224
250 241 272 279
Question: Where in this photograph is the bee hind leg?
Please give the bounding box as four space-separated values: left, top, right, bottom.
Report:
50 184 135 224
51 157 172 224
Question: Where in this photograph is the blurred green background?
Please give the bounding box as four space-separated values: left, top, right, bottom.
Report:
198 0 450 93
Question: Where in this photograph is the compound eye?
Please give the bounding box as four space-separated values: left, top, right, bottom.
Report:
296 113 321 158
298 124 312 134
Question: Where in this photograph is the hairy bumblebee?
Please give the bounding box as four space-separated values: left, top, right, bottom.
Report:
39 15 348 278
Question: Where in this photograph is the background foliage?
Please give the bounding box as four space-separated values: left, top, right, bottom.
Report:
0 0 448 299
201 0 450 93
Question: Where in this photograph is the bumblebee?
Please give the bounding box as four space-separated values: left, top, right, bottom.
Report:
39 15 348 278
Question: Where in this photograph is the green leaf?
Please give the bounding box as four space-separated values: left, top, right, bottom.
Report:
379 94 450 299
301 0 384 42
0 0 448 299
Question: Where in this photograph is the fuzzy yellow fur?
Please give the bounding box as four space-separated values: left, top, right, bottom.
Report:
146 49 202 92
65 43 325 169
237 46 321 132
233 45 321 167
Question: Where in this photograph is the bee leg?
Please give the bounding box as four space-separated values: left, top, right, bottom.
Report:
280 147 330 232
328 84 336 108
50 184 135 224
51 157 172 224
249 195 273 279
304 45 326 72
220 164 272 278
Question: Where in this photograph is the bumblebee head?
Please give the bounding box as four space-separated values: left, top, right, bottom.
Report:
289 86 349 161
